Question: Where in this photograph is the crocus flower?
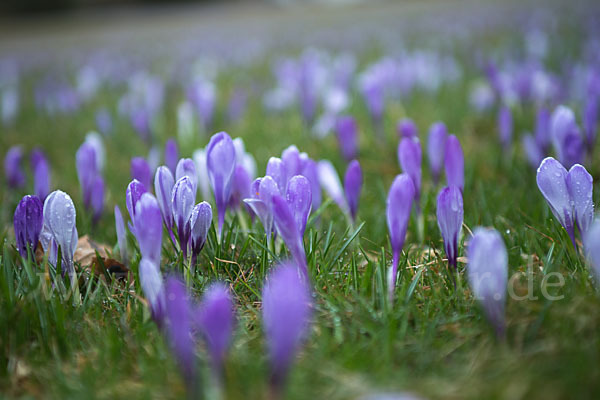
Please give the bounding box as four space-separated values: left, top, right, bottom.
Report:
335 116 358 161
244 176 279 242
344 160 362 222
467 227 508 338
550 105 584 168
165 139 179 176
262 262 312 388
164 277 196 388
397 118 417 138
398 136 422 210
13 195 43 258
281 145 302 178
583 220 600 286
43 190 78 274
266 157 287 193
176 158 198 197
522 134 545 168
207 132 236 236
317 160 348 215
497 105 512 150
229 165 252 211
4 145 25 188
386 174 415 300
125 179 147 233
272 195 309 278
193 148 212 201
536 157 593 247
195 283 234 374
133 193 163 263
114 205 128 264
436 186 463 269
76 142 98 208
139 257 165 324
427 122 447 184
84 132 105 172
90 175 104 223
31 150 50 201
285 175 312 237
131 157 152 191
190 201 212 265
444 135 464 192
154 166 175 236
301 155 322 213
172 177 195 259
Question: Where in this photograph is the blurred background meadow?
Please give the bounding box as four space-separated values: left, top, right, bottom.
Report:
1 0 600 399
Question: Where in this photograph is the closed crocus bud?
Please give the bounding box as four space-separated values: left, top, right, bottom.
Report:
125 179 147 229
130 157 152 191
397 118 417 138
32 152 50 201
262 262 312 389
444 135 464 192
164 138 179 176
286 175 312 237
467 228 508 338
550 105 583 167
566 164 594 235
301 156 321 212
229 165 252 211
561 129 584 169
133 193 163 263
335 116 358 161
207 132 236 237
281 145 302 178
398 136 422 208
176 158 198 197
427 122 447 184
317 160 348 215
4 145 25 188
13 195 43 258
436 186 463 269
244 176 279 242
164 277 196 388
139 257 165 324
266 157 287 193
386 174 415 300
172 177 195 259
272 195 309 278
190 201 212 264
522 134 544 168
114 205 128 264
497 105 512 150
76 142 98 208
84 132 105 172
90 175 104 224
344 160 362 222
195 283 234 374
43 190 78 274
584 220 600 286
154 166 175 234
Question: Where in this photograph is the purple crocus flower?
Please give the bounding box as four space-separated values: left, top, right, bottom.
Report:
164 277 196 388
76 142 98 208
172 177 195 259
534 107 550 151
266 157 287 193
397 118 417 138
467 228 508 338
90 175 104 224
154 166 175 236
125 179 147 233
114 205 128 265
244 176 279 242
195 283 234 373
335 116 358 161
229 165 252 211
344 160 362 222
43 190 78 274
550 105 583 168
317 160 348 215
536 157 593 247
4 145 25 188
301 156 322 213
444 135 464 192
190 201 212 265
164 138 179 176
206 132 236 237
130 157 152 191
522 134 545 168
285 175 312 238
31 150 50 201
281 145 302 178
386 174 415 300
398 136 422 210
262 262 312 388
13 195 43 258
427 122 447 184
139 257 165 324
498 105 512 150
272 195 309 279
133 193 163 264
436 186 463 269
176 158 198 197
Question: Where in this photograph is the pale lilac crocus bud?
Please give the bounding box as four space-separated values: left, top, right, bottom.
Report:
386 174 415 300
134 193 163 263
262 262 312 389
550 105 584 168
125 179 147 234
43 190 78 275
335 116 358 161
176 158 198 197
154 166 175 236
32 152 50 201
281 145 302 178
130 157 152 191
398 136 422 210
139 257 165 324
272 195 309 278
467 228 508 338
172 177 195 259
4 145 25 188
14 195 43 258
76 142 97 208
266 157 287 193
301 156 321 212
285 175 312 238
497 105 512 150
397 118 417 138
444 135 464 192
164 138 179 176
207 132 236 237
229 165 252 211
244 176 279 242
190 201 212 265
344 160 362 222
114 205 128 265
427 122 447 184
522 134 545 168
436 186 463 269
317 160 348 215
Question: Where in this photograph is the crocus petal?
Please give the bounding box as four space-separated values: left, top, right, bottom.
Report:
114 205 128 264
172 177 195 258
281 145 303 178
76 142 97 208
13 195 43 258
467 228 508 338
4 146 25 188
139 257 165 323
84 131 105 172
126 179 147 226
522 134 544 168
176 158 198 197
534 107 550 150
444 135 464 192
301 156 322 212
427 122 447 184
272 195 308 278
285 175 312 237
43 190 77 273
335 116 358 161
436 186 463 269
566 164 594 235
397 118 417 138
229 165 252 211
190 201 212 259
497 105 512 149
164 138 179 176
134 193 163 263
266 157 287 193
164 277 195 384
154 166 175 233
262 262 312 386
398 137 422 204
32 151 50 201
317 160 348 214
207 132 236 236
344 160 362 222
536 157 575 246
131 157 152 191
